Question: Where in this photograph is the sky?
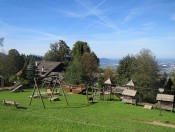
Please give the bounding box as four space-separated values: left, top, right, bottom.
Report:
0 0 175 59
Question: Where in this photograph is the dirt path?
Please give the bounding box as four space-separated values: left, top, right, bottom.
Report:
149 121 175 128
128 118 175 128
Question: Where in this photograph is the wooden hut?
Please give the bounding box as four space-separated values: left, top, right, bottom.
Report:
104 78 112 93
104 78 112 99
156 94 174 111
112 86 127 98
122 89 137 105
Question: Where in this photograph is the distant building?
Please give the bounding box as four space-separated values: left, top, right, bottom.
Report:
36 61 65 78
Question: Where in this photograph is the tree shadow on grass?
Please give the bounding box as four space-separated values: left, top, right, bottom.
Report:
46 102 99 110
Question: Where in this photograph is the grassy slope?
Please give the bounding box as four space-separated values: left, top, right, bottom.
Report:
0 90 175 132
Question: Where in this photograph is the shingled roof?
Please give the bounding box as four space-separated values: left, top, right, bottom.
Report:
156 94 174 102
126 80 135 87
104 78 112 85
36 61 63 77
122 89 137 97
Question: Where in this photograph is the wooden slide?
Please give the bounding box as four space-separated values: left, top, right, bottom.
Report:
11 84 23 93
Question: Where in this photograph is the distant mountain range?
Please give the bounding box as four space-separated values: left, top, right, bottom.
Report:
99 58 120 69
99 58 175 69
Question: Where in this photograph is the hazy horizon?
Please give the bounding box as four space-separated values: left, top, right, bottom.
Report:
0 0 175 58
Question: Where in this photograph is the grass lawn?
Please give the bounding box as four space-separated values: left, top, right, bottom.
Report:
0 89 175 132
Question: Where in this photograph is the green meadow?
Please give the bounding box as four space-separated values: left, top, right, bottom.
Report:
0 89 175 132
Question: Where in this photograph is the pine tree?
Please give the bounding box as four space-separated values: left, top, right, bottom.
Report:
26 59 37 83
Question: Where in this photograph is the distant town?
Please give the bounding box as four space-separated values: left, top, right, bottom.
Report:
100 58 175 75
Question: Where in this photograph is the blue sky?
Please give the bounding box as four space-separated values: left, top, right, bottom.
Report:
0 0 175 58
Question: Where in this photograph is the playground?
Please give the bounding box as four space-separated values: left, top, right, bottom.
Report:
1 89 175 132
0 61 175 131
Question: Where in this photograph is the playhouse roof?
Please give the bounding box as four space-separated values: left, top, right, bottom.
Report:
126 80 135 87
104 78 112 85
156 94 174 102
122 89 137 97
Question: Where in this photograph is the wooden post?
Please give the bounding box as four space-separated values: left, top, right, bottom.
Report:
29 78 45 109
35 78 45 109
49 77 57 102
109 85 112 100
29 85 36 106
58 79 68 105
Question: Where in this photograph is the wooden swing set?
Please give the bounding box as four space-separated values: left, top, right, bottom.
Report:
29 76 68 108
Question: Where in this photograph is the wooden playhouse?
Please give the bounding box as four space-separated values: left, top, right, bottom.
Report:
156 94 174 111
122 89 137 105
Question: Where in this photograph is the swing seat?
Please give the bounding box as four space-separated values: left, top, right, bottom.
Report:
46 89 59 95
29 95 39 98
49 97 60 101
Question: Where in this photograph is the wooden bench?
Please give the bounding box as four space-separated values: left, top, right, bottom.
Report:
3 100 20 108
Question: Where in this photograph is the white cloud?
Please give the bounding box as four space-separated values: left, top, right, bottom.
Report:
52 9 90 18
0 20 66 55
0 20 62 40
94 0 106 9
121 8 143 24
74 0 118 31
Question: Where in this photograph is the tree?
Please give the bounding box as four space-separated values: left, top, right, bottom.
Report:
64 41 99 84
171 72 175 88
132 49 159 102
16 54 42 86
0 37 4 47
117 55 136 85
104 66 114 81
64 60 84 84
71 41 90 60
97 75 104 87
26 59 37 83
0 52 8 77
43 40 70 64
43 42 59 61
7 49 24 76
132 49 159 87
81 52 99 81
58 40 71 65
116 49 159 102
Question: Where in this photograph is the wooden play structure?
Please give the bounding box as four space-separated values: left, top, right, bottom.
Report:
29 61 69 108
92 87 104 100
62 82 86 94
44 76 68 103
29 78 46 108
122 89 137 105
103 78 112 100
87 78 119 101
86 87 94 103
126 80 135 89
156 94 174 111
86 86 104 103
29 75 68 108
11 82 23 93
111 86 127 99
